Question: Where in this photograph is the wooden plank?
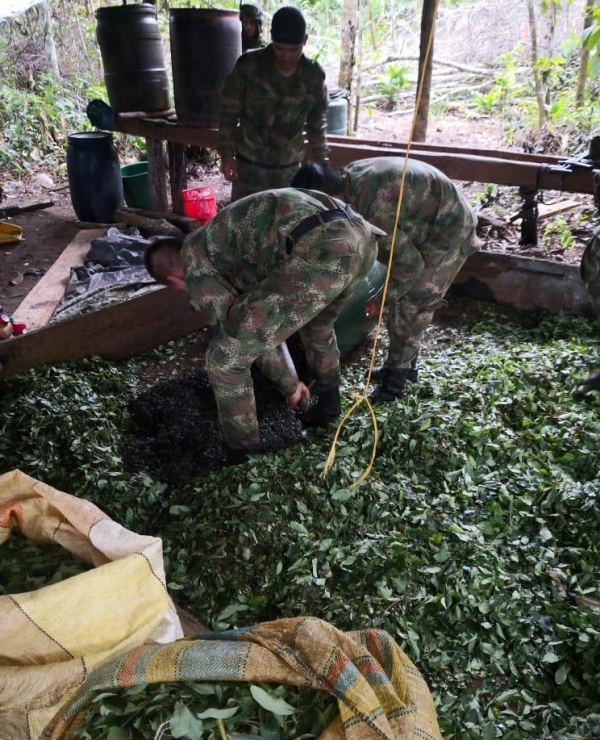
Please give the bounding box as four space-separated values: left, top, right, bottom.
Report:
13 229 104 333
328 143 598 195
451 250 594 316
0 287 208 379
326 134 566 164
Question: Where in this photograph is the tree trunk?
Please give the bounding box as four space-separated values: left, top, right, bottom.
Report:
413 0 438 142
526 0 546 129
39 0 61 84
576 2 595 108
351 0 368 132
338 0 357 92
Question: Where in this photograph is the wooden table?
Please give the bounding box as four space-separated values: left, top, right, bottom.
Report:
112 114 599 216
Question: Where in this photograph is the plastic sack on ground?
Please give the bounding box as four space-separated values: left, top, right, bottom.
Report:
1 470 442 740
0 470 183 740
0 221 23 244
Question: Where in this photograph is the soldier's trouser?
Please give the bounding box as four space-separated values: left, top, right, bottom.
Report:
206 215 377 450
386 228 479 370
230 160 300 203
581 230 600 320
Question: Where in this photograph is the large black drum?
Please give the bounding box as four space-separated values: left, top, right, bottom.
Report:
96 4 170 114
170 8 241 126
66 132 123 223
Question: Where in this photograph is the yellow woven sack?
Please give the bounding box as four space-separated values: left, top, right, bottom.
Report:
0 221 23 244
0 470 183 740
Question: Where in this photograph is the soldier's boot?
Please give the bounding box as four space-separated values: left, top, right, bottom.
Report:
370 368 410 405
368 357 419 385
225 446 262 466
300 387 342 427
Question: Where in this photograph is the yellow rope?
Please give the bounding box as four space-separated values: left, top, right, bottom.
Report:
323 0 441 488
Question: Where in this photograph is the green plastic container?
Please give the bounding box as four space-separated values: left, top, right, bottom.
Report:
121 161 152 210
334 259 387 356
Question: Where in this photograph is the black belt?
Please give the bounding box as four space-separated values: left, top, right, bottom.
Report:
236 152 300 171
286 206 356 253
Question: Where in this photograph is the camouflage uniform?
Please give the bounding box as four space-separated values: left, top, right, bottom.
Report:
239 3 268 52
217 46 329 202
581 229 600 319
181 188 379 451
344 157 480 370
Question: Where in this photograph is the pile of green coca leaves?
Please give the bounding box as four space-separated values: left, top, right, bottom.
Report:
1 302 599 740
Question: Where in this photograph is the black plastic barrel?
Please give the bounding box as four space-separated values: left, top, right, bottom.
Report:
327 89 349 135
66 132 123 223
170 8 241 126
96 4 170 114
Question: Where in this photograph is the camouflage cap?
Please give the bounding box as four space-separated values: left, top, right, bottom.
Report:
240 3 262 20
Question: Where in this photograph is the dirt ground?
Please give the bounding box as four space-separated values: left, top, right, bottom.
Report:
0 111 596 319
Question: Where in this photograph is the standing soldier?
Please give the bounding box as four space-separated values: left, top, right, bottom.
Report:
217 6 329 202
292 157 480 403
144 188 383 464
239 3 268 53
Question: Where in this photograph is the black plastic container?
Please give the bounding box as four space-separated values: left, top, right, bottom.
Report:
170 8 241 126
96 4 170 114
66 132 123 223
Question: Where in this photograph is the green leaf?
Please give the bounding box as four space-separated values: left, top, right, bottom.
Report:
106 728 130 740
541 651 560 663
250 685 297 716
170 703 203 740
196 706 239 719
555 664 569 685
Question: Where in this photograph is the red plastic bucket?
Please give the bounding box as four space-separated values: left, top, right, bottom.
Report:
182 186 217 224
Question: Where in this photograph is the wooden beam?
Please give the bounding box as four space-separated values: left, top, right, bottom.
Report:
326 134 566 165
0 200 55 217
12 229 104 333
112 118 598 195
451 251 594 316
0 287 207 380
328 143 597 194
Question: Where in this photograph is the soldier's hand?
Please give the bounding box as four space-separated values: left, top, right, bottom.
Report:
286 381 311 411
364 296 381 320
221 156 239 182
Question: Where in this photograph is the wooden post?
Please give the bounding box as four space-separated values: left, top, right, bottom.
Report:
146 138 169 212
168 142 187 215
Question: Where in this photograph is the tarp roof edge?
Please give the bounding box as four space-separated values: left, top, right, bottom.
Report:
0 0 44 23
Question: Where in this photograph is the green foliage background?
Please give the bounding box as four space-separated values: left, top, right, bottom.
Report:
1 0 600 175
1 304 600 738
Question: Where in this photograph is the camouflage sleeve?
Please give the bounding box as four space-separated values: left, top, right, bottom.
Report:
217 61 245 159
187 272 240 329
255 348 299 396
305 75 329 163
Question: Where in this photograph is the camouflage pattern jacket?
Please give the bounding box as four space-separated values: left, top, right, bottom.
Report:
217 45 329 167
344 157 479 294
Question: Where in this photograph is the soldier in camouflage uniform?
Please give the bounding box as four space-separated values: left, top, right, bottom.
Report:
292 157 480 403
217 6 328 202
579 228 600 391
144 188 382 464
239 3 268 53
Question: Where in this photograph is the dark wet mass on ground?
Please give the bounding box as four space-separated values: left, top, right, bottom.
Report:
123 367 309 485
